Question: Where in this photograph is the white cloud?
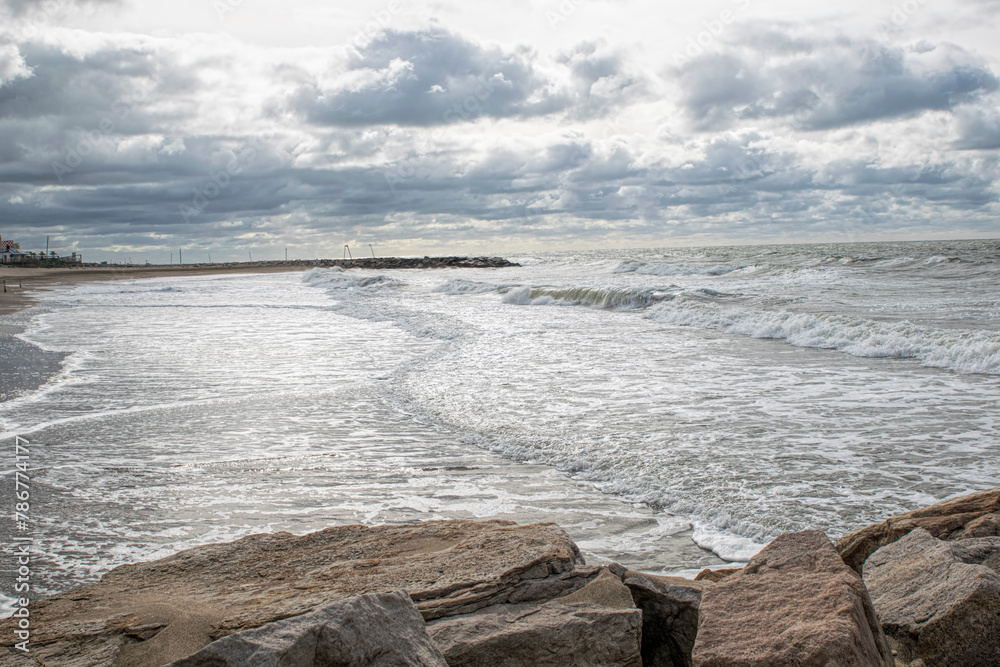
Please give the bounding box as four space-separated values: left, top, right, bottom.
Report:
0 2 998 259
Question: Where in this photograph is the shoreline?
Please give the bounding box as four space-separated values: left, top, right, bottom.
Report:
0 263 309 318
0 256 518 318
1 488 997 665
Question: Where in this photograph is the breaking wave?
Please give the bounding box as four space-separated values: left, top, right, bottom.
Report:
647 300 1000 375
502 285 673 310
432 279 513 295
302 268 398 290
614 260 753 277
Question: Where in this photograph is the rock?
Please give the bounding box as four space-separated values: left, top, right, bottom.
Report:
168 590 446 667
426 569 641 667
954 512 1000 539
693 568 739 583
619 568 708 667
836 487 1000 574
557 567 637 608
863 528 1000 667
323 256 519 270
0 520 592 666
951 536 1000 572
692 530 893 667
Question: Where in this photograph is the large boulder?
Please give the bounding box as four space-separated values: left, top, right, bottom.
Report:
863 528 1000 667
951 536 1000 572
0 520 594 666
836 487 1000 574
168 590 446 667
426 569 641 667
617 566 708 667
692 530 893 667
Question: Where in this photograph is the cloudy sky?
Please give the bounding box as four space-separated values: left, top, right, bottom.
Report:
1 0 998 261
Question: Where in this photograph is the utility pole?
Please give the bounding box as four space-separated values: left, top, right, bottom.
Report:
46 236 49 254
285 247 288 261
170 252 173 265
369 243 375 258
209 252 212 263
249 251 253 262
179 248 182 265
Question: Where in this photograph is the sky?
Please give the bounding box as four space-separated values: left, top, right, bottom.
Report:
0 0 998 262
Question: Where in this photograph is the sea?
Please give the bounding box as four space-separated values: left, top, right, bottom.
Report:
1 239 999 606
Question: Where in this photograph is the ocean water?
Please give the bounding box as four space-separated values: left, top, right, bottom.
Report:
1 239 999 599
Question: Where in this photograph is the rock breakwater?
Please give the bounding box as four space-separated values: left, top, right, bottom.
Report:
2 489 998 666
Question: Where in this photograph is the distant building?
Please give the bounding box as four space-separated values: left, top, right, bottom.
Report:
0 236 81 264
0 237 24 264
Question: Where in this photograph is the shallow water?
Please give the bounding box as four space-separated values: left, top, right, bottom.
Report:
1 239 998 598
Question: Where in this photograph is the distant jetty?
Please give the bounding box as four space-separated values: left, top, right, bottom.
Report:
295 256 520 270
134 256 521 270
4 256 520 272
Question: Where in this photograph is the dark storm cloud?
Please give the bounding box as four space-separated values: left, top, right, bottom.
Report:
676 32 998 131
1 0 118 13
557 42 647 120
954 106 1000 150
2 23 999 256
0 0 124 23
0 42 163 124
290 28 568 127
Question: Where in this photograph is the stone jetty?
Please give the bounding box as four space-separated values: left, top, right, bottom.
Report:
2 488 998 666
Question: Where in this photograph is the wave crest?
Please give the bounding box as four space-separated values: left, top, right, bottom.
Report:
647 300 1000 375
502 285 670 310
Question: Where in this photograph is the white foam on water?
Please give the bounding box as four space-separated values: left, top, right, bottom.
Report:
4 240 999 598
302 268 398 290
501 285 671 310
691 523 767 563
614 260 753 276
0 593 18 619
432 278 513 295
646 299 1000 375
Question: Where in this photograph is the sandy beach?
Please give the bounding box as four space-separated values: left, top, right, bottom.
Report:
0 264 316 404
0 263 316 318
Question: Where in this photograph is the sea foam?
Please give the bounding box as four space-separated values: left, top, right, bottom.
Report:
647 300 1000 375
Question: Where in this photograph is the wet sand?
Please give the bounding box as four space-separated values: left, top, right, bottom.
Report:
0 264 316 403
0 263 319 318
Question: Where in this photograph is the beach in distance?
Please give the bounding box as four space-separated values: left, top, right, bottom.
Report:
1 239 999 609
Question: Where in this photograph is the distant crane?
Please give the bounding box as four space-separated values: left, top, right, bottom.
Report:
369 243 375 259
344 244 352 260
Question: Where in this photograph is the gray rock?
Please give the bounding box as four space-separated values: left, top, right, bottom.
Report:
693 530 893 667
953 512 1000 539
864 528 1000 667
168 590 446 667
836 487 1000 574
0 520 591 666
618 568 707 667
951 536 1000 572
426 569 641 667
